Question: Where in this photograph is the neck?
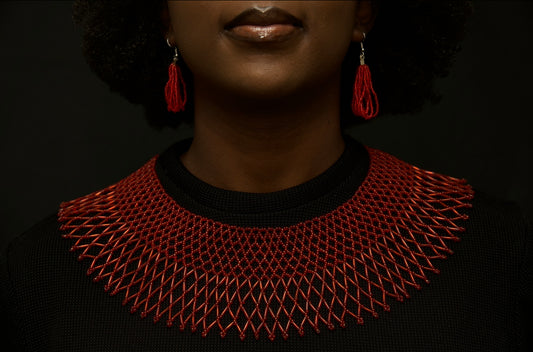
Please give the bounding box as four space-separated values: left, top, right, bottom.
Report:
180 76 345 193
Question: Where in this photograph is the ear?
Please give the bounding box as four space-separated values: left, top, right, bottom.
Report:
161 2 176 45
352 1 378 42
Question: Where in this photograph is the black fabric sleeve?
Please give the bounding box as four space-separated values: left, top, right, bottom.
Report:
0 215 60 352
0 240 25 351
518 220 533 352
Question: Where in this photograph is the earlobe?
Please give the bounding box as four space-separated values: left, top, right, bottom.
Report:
352 29 366 43
166 29 176 47
161 3 175 44
352 0 377 42
165 20 176 46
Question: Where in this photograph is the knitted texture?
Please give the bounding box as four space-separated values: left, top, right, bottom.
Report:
58 148 473 341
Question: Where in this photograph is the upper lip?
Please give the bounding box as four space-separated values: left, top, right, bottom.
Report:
224 7 303 30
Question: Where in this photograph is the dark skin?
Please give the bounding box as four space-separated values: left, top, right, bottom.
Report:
166 1 375 193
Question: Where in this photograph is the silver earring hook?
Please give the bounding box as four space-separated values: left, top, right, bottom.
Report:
359 32 366 65
173 47 179 63
167 38 179 63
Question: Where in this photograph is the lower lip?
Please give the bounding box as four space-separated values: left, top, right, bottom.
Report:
225 24 302 43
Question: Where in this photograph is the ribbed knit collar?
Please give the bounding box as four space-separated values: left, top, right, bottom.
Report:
155 136 369 227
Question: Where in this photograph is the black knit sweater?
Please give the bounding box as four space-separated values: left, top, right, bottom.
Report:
1 138 531 351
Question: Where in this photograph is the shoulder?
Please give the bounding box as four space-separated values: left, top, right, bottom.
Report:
1 215 66 276
467 189 530 254
1 215 65 280
0 215 67 350
466 190 532 348
0 214 73 298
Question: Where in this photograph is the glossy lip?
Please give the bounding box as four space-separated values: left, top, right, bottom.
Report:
223 7 304 43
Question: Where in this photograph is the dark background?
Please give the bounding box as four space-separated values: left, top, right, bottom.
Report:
1 1 532 249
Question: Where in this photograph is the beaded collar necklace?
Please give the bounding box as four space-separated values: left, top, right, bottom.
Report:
59 145 473 341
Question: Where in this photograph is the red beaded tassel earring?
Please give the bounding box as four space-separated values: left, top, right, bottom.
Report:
351 33 379 120
164 39 187 113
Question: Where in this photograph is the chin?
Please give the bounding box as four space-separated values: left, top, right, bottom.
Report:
230 80 302 103
230 69 305 97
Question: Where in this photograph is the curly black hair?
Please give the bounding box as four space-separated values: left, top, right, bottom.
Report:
72 0 473 128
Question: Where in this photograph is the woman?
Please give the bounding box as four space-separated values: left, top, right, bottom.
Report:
1 1 530 351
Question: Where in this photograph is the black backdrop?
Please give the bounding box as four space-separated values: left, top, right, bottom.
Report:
1 1 532 249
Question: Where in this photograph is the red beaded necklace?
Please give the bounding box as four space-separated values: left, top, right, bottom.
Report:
59 147 473 341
